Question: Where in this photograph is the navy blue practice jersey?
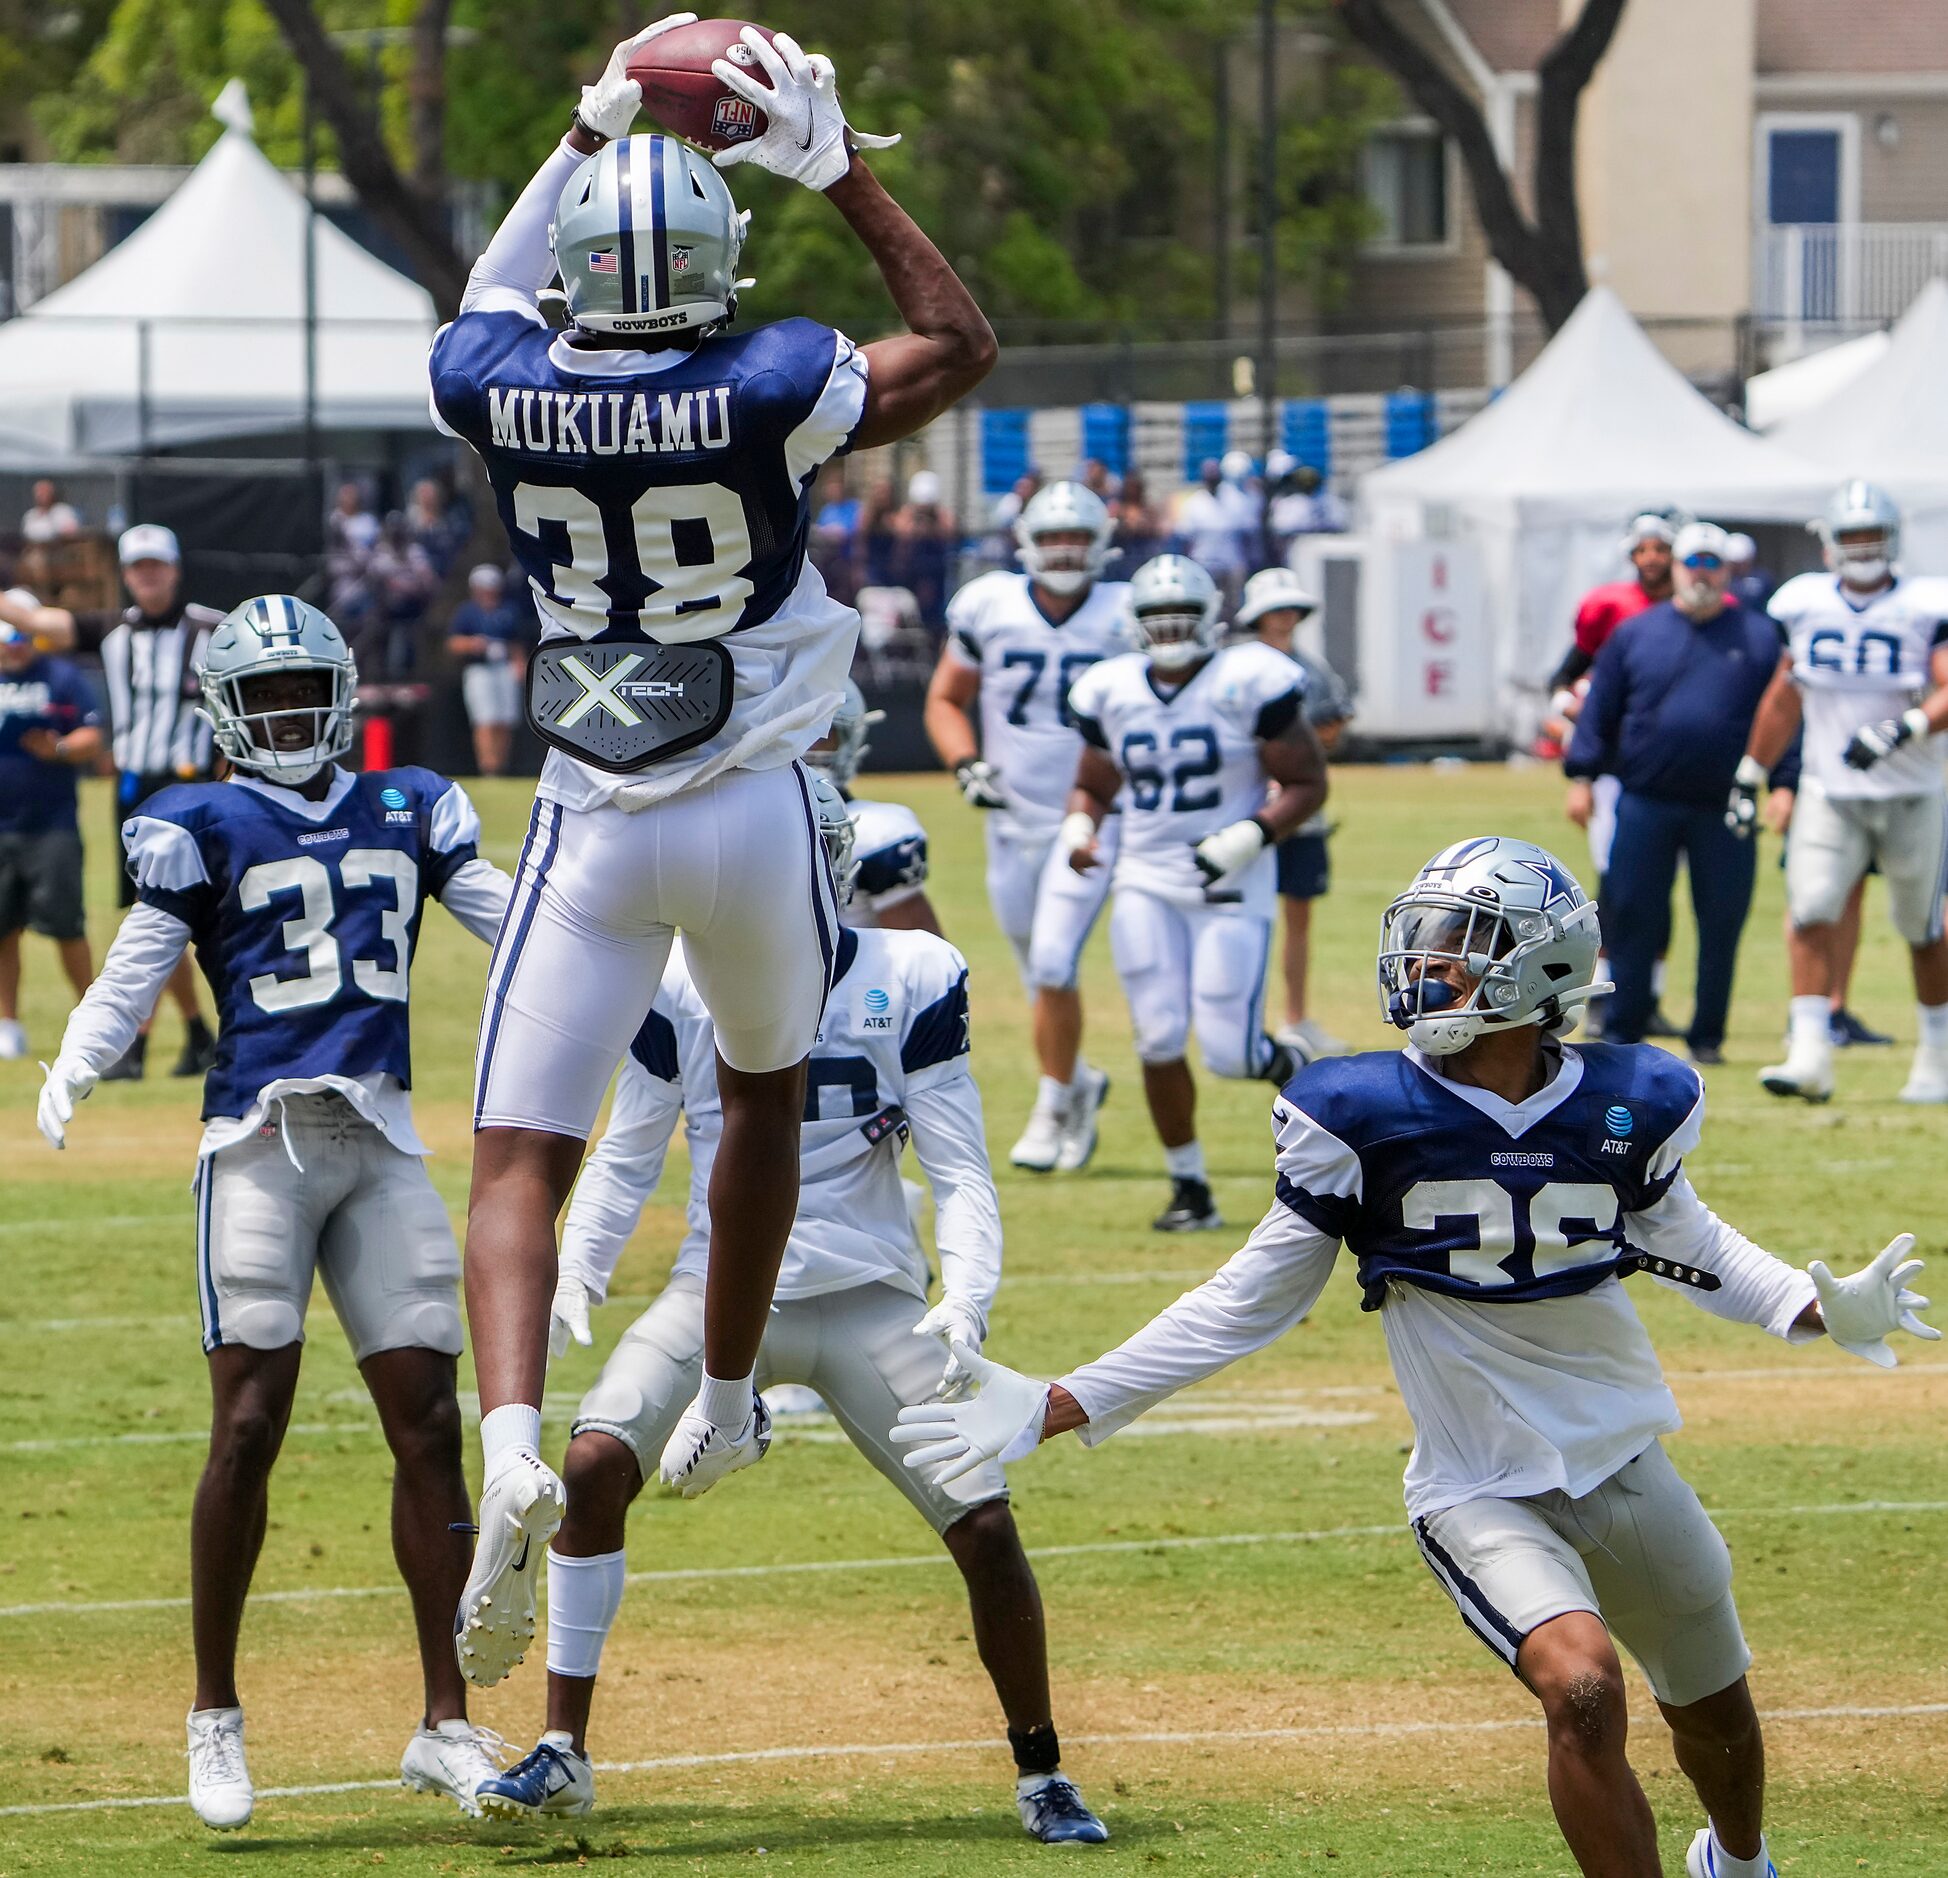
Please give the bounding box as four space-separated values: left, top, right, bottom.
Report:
1274 1043 1704 1309
123 769 481 1120
429 307 866 644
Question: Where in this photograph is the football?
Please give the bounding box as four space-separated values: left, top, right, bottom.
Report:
628 18 777 153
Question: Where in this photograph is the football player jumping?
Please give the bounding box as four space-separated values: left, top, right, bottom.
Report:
477 781 1106 1844
428 16 994 1686
1060 555 1328 1231
894 836 1937 1878
34 599 516 1829
926 481 1130 1173
1733 480 1948 1104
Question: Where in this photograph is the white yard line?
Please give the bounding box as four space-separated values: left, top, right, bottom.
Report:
5 1702 1943 1820
4 1500 1943 1622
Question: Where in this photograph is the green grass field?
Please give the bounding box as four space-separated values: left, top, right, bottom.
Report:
1 765 1943 1876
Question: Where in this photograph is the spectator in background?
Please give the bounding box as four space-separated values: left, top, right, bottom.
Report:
364 513 438 677
811 464 863 601
1177 457 1251 605
326 480 381 620
1112 470 1163 566
448 563 528 778
21 479 81 544
1563 523 1780 1065
1081 458 1118 504
1269 461 1348 551
405 477 463 577
1725 532 1776 611
0 612 101 1059
860 475 902 589
894 468 955 625
992 471 1041 533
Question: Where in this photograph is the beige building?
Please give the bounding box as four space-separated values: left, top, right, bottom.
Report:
1338 0 1948 380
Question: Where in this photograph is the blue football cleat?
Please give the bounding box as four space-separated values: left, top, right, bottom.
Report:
475 1737 595 1821
1018 1773 1109 1844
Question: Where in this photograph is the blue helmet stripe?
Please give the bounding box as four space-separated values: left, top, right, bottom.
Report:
615 138 637 315
648 135 671 312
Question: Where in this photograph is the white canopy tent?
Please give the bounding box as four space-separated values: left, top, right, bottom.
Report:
1360 288 1831 733
0 84 438 461
1773 280 1948 564
1744 328 1889 432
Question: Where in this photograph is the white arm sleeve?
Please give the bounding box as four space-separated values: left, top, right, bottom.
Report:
436 856 514 946
54 903 190 1076
461 139 584 314
1058 1202 1341 1445
557 1059 684 1302
1628 1173 1821 1342
903 1069 1003 1326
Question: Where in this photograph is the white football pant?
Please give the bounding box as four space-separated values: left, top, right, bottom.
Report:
1108 885 1275 1078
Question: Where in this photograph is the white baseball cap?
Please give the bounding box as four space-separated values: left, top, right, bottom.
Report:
906 469 942 506
468 563 505 590
1236 566 1319 628
1221 449 1255 482
1724 532 1758 562
1674 522 1731 565
118 522 180 566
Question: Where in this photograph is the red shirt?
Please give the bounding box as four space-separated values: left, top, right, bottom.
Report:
1573 580 1658 657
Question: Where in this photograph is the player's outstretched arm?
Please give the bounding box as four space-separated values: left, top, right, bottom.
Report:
906 1066 1003 1396
0 587 79 652
892 1202 1338 1483
36 907 190 1148
552 1057 685 1354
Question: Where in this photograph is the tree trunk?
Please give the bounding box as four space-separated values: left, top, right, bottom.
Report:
1334 0 1628 333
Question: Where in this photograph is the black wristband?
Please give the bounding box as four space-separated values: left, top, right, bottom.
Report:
1248 813 1278 847
571 111 609 146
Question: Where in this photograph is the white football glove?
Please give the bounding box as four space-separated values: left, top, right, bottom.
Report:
577 14 698 142
548 1267 596 1360
912 1293 987 1399
889 1341 1048 1484
955 757 1007 810
709 27 897 192
36 1056 97 1151
1808 1235 1939 1369
1193 817 1270 883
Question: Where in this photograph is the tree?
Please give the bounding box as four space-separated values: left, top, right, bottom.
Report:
1334 0 1627 331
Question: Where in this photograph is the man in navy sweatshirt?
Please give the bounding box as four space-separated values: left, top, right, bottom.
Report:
1564 523 1784 1063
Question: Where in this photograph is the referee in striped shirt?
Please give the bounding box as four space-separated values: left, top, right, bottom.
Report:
0 524 217 1078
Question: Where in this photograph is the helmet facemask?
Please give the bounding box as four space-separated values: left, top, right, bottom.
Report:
1136 603 1215 673
1830 526 1894 589
209 666 352 785
804 682 881 792
807 772 858 906
1019 527 1100 596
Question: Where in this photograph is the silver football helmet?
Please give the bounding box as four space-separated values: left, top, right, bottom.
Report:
808 770 858 906
1015 481 1115 595
1377 837 1608 1056
1815 478 1901 586
1128 554 1221 673
553 135 750 339
199 595 357 785
805 678 884 792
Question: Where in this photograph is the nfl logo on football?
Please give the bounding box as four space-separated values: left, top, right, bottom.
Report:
712 96 757 142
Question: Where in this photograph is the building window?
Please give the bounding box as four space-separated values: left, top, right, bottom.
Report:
1362 128 1449 249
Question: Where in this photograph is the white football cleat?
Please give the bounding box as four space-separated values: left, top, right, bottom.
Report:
1054 1065 1110 1172
186 1706 253 1832
1685 1825 1777 1877
659 1389 771 1499
1758 1041 1833 1103
399 1719 509 1817
0 1017 27 1060
1898 1045 1948 1103
1009 1100 1065 1173
454 1453 564 1687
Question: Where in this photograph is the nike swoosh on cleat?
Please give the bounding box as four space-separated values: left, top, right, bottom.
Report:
512 1536 531 1573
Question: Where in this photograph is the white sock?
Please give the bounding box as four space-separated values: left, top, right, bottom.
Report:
1918 1002 1948 1050
544 1546 626 1679
1037 1074 1073 1112
1789 995 1831 1054
696 1368 755 1430
1704 1824 1771 1877
1163 1140 1206 1182
540 1728 578 1754
1652 958 1667 997
1017 1769 1063 1795
480 1403 542 1477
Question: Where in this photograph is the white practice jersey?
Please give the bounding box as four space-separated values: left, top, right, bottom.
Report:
849 795 929 925
1069 641 1303 915
945 571 1131 840
560 930 1000 1312
1058 1043 1820 1521
1769 571 1948 799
